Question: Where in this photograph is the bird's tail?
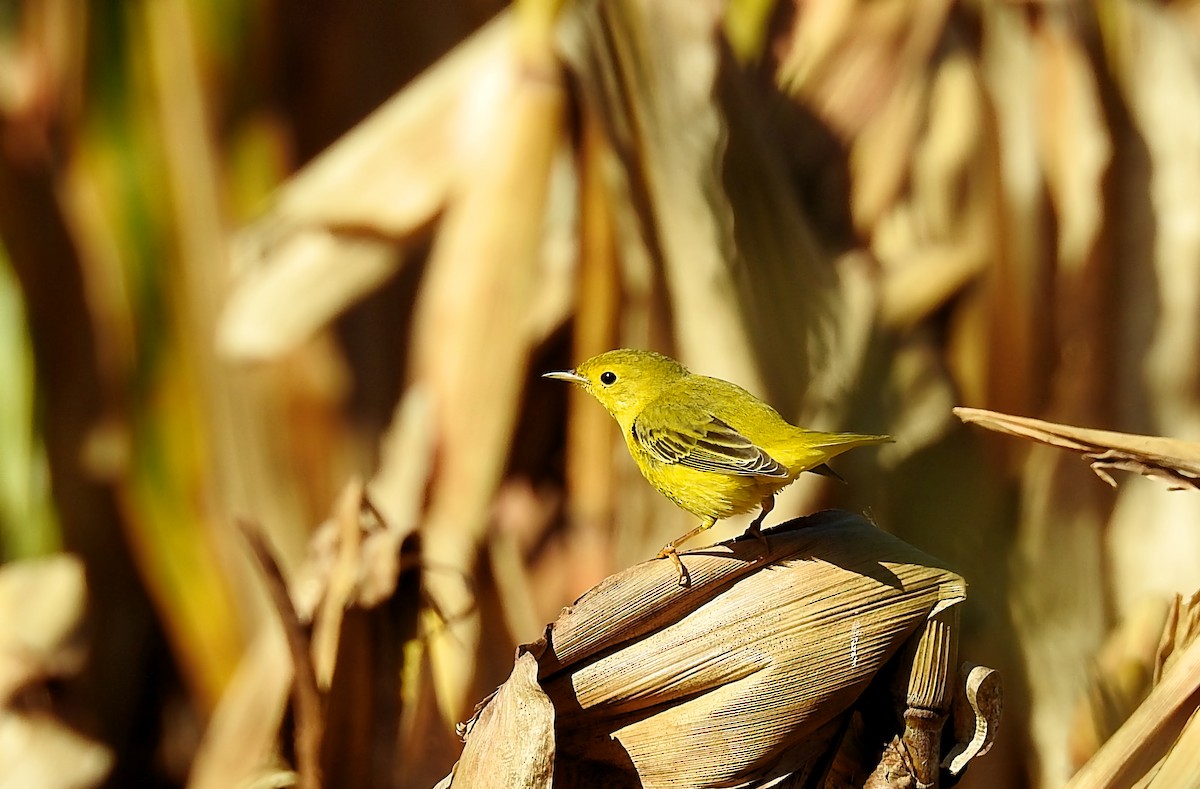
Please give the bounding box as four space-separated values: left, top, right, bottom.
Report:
787 431 891 475
810 432 892 450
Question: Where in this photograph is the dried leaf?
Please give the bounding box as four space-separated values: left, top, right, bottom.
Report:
560 0 834 405
441 511 988 786
219 232 400 361
186 631 292 789
0 556 86 706
876 53 992 331
539 511 966 787
1155 593 1200 688
0 556 111 789
308 479 369 688
1142 705 1200 788
1104 0 1200 433
219 13 516 361
1067 601 1200 788
0 711 112 789
954 407 1200 490
246 14 511 238
1035 15 1111 271
443 650 554 789
238 521 323 789
974 2 1047 420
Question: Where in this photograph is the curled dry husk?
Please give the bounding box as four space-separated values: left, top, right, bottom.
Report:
440 511 989 788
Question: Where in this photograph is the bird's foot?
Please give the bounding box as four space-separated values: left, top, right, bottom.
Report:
656 543 691 587
742 520 771 552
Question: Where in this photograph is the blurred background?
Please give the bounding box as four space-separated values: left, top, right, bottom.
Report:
2 0 1199 787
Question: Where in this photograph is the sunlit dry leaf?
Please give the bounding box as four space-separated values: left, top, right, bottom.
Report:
954 407 1200 490
1035 14 1111 272
0 555 86 706
1104 0 1200 436
443 651 554 789
775 0 955 244
307 479 368 688
876 53 992 331
553 114 621 591
248 14 510 238
972 2 1046 421
0 555 107 789
1140 706 1200 788
186 631 292 789
1155 592 1200 687
1133 594 1200 785
363 386 436 604
412 0 567 724
775 0 952 141
219 232 400 361
219 15 514 361
265 468 428 788
238 521 322 789
0 711 112 789
561 0 780 393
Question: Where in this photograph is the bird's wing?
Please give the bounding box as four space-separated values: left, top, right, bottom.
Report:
633 402 789 478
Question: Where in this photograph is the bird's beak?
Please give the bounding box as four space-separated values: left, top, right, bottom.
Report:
543 369 587 385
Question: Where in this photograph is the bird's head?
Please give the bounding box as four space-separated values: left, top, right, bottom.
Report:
543 349 687 427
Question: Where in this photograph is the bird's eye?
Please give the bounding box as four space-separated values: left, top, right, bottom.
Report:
600 371 617 386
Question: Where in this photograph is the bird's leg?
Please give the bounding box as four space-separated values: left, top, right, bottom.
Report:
656 544 690 587
657 517 716 587
743 494 775 549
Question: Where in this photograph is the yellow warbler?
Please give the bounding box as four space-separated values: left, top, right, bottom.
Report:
545 349 890 583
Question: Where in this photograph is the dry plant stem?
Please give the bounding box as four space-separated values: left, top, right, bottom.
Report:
865 735 920 789
238 520 324 789
1066 636 1200 788
868 598 960 788
903 604 959 785
310 480 366 687
1133 704 1200 788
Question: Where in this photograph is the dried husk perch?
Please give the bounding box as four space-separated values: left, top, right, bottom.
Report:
438 510 1000 788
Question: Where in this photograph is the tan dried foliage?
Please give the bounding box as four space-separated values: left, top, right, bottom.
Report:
955 407 1200 492
440 512 994 787
10 0 1200 783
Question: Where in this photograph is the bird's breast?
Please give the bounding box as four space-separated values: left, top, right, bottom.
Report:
636 453 794 521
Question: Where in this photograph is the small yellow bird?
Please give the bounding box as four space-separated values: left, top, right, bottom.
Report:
544 349 890 583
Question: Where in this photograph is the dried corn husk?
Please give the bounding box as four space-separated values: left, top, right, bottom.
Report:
442 511 985 788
